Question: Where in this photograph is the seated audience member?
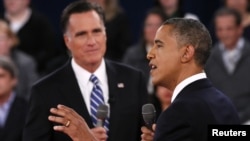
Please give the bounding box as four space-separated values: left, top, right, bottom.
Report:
87 0 132 62
205 7 250 124
224 0 250 39
155 86 172 111
0 19 38 100
1 0 57 76
154 0 199 20
123 7 167 106
0 56 28 141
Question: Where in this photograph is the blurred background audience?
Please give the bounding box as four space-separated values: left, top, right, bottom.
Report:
0 56 28 141
87 0 133 62
0 19 38 100
205 7 250 124
0 0 60 76
154 0 199 20
224 0 250 39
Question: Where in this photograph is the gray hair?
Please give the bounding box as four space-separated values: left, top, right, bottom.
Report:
163 18 212 67
0 56 18 78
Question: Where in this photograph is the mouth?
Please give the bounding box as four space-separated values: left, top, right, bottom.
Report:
149 63 157 71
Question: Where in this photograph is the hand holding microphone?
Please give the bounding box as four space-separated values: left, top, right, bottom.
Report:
91 104 109 141
141 103 156 141
96 104 109 127
142 103 156 130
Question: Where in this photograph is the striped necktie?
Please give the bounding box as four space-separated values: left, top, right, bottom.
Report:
89 74 109 131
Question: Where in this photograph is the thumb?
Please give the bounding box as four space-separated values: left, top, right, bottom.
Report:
152 124 156 131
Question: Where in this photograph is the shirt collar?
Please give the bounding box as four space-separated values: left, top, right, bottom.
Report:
0 92 16 109
171 72 207 103
71 58 107 85
219 37 245 52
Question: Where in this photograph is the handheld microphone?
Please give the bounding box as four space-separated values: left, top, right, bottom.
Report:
96 104 109 127
142 103 156 131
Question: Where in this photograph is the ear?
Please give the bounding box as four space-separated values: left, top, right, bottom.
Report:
63 34 71 51
180 45 195 63
12 77 17 88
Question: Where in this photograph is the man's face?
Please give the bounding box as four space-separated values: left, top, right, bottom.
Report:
215 15 242 49
0 32 12 55
147 25 182 89
0 68 16 98
4 0 29 15
64 10 106 70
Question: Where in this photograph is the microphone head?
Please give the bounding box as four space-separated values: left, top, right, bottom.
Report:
142 103 156 125
96 104 109 119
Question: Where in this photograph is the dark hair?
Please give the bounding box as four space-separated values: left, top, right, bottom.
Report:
214 7 242 27
163 18 212 67
144 7 167 24
61 1 105 33
0 56 18 78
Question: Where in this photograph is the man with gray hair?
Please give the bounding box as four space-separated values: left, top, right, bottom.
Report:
0 56 28 141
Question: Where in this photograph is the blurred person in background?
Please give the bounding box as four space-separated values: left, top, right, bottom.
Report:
154 0 199 20
224 0 250 39
0 56 28 141
123 7 166 107
87 0 133 62
0 19 38 101
123 7 166 93
205 7 250 124
1 0 57 76
153 85 172 120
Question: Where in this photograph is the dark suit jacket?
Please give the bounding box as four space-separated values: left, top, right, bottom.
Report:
0 95 28 141
154 79 240 141
23 59 148 141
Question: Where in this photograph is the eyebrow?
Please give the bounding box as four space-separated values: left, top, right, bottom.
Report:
75 31 86 37
155 39 164 44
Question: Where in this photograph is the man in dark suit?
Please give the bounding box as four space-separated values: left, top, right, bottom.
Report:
0 56 28 141
22 1 147 141
141 18 240 141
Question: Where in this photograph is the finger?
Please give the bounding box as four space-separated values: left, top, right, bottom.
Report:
141 126 152 134
57 104 81 119
91 127 107 140
91 127 106 133
152 124 156 131
50 107 66 117
48 115 69 126
141 133 153 141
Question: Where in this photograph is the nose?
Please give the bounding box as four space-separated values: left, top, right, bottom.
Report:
147 47 155 60
86 35 96 46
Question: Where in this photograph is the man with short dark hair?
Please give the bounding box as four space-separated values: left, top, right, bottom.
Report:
23 1 147 141
205 7 250 124
141 17 240 141
0 56 28 141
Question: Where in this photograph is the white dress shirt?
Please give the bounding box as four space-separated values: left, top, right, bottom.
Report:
219 38 244 74
0 92 15 127
72 58 109 115
171 72 207 103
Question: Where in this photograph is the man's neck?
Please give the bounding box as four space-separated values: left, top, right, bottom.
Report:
6 8 30 22
0 92 12 106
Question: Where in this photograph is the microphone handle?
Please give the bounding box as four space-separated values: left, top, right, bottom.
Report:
145 123 154 131
96 119 104 127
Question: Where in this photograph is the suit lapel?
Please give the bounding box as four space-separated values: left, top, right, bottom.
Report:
58 61 94 128
105 60 119 137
